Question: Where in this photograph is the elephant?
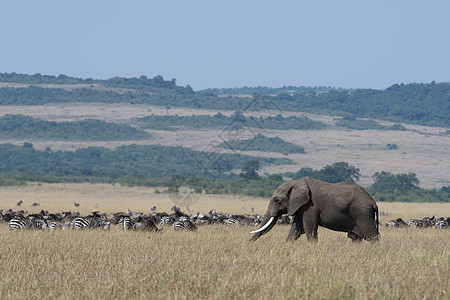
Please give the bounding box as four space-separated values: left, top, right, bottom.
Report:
250 177 379 242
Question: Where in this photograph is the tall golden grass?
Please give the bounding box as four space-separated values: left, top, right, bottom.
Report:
0 183 449 299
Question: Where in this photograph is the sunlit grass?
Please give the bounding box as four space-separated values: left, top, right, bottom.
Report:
0 183 449 299
0 226 448 299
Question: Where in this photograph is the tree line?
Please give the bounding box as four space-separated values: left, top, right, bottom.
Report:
0 143 447 202
0 114 151 140
0 142 291 180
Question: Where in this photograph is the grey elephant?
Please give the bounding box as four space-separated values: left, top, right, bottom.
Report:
250 177 379 242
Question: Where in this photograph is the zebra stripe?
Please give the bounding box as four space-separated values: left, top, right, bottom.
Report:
173 220 197 231
172 221 186 230
48 222 59 231
224 218 239 226
73 218 110 231
178 216 190 222
119 217 135 230
8 218 28 230
73 217 90 230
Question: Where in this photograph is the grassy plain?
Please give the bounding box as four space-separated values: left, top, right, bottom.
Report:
0 183 449 299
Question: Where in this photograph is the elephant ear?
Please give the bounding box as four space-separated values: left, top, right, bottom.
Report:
287 180 311 216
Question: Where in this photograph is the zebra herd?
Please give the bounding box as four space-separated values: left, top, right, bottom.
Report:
0 206 271 232
2 206 449 233
385 216 449 229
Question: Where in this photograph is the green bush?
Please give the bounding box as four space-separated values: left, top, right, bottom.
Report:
218 134 305 154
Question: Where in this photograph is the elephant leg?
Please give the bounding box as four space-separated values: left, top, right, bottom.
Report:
347 231 363 242
302 207 319 242
348 223 365 242
287 215 304 241
356 218 379 241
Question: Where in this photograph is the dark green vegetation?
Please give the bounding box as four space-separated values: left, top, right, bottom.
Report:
0 143 447 201
218 133 305 154
285 162 361 183
140 112 327 131
239 160 261 180
367 172 449 203
0 142 290 183
0 114 151 140
0 73 449 127
386 144 398 150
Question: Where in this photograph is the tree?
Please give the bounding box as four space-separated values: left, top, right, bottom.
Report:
396 173 420 189
290 162 360 183
315 162 360 183
240 160 260 180
371 172 420 191
292 167 315 179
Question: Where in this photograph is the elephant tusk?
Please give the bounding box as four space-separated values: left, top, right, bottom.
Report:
250 217 275 234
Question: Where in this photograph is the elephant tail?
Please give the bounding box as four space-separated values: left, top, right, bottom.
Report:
374 205 379 234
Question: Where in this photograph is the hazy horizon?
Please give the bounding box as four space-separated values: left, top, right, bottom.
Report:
1 1 449 90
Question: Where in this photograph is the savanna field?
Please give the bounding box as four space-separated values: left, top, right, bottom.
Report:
0 184 449 299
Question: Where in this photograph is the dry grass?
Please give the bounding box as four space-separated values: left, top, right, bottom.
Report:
0 183 268 215
0 184 449 299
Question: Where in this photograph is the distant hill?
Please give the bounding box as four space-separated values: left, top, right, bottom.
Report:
0 72 182 91
0 73 448 127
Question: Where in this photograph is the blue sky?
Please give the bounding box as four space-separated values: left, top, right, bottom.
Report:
1 1 449 90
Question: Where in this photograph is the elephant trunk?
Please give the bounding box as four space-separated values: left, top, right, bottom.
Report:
249 215 277 242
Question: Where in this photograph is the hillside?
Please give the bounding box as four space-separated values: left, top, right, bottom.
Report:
0 73 449 127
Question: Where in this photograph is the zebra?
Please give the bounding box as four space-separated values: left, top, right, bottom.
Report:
224 218 239 226
161 216 175 225
178 216 190 222
119 216 135 230
30 219 49 230
48 221 59 231
173 220 197 231
407 219 424 228
8 218 28 230
435 218 449 229
92 218 111 231
73 217 89 230
386 218 408 228
73 217 110 231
